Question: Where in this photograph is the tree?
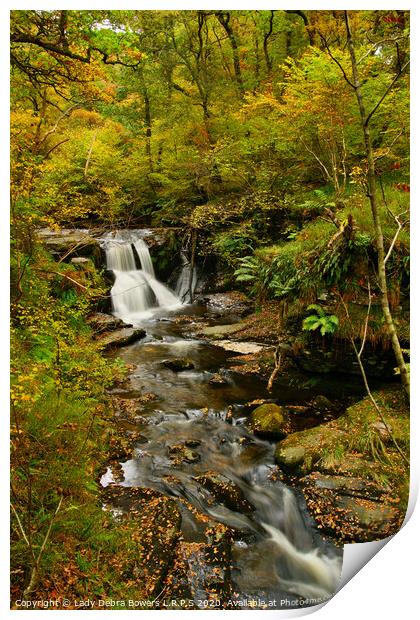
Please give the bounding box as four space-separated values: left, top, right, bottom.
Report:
320 11 409 395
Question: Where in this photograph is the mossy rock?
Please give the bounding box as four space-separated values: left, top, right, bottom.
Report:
274 424 346 475
162 358 195 372
250 403 290 440
168 443 200 464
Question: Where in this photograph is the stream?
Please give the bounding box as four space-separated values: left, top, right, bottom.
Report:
99 231 345 609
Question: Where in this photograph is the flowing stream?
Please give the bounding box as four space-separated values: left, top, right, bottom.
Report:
100 232 344 608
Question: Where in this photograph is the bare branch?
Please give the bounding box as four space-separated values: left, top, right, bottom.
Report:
10 503 32 549
339 292 409 468
365 60 410 127
384 208 409 265
318 32 356 89
37 104 79 147
44 138 70 159
359 279 371 358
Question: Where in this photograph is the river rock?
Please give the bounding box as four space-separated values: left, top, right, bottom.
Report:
99 327 146 349
208 373 229 386
310 395 334 413
162 358 195 372
275 423 346 474
301 472 401 542
201 323 246 338
214 340 267 355
200 292 253 317
194 471 253 513
249 403 290 440
87 312 130 333
102 486 182 598
168 443 201 464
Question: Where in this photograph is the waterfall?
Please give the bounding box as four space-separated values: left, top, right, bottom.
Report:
176 249 198 303
103 232 181 323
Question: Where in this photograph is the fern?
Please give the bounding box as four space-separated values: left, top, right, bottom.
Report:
302 305 339 336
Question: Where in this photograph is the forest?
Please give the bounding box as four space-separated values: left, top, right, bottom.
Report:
10 9 410 610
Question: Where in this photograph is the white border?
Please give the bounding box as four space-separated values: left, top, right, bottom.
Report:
2 2 419 618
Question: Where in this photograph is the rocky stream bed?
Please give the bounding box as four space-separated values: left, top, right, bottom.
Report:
89 293 405 610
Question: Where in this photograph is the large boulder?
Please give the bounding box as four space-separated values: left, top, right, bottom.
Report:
301 472 402 542
249 403 291 440
98 327 146 350
274 423 346 475
87 312 130 334
36 228 101 261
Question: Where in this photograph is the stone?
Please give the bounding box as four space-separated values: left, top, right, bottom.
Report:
275 446 307 473
208 373 229 386
87 312 130 333
99 327 146 349
274 423 346 475
36 227 100 259
301 472 401 542
168 443 200 464
214 340 268 354
194 471 253 513
70 256 91 265
201 323 246 338
371 421 391 443
162 358 195 372
250 403 290 440
311 395 334 413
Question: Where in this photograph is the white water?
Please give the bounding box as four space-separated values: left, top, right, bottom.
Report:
176 250 198 303
104 233 181 322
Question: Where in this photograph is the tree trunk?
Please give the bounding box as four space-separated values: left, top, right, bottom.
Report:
263 10 274 74
345 12 409 397
215 12 244 97
144 90 153 172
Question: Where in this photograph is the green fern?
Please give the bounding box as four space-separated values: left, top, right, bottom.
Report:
302 304 339 336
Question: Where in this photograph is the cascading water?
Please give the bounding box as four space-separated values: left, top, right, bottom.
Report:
100 229 343 607
176 249 198 303
102 232 181 323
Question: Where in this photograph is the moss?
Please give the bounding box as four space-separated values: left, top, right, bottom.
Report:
275 385 409 508
250 403 291 439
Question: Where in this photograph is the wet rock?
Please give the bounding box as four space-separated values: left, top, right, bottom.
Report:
87 312 130 333
208 373 229 387
108 434 134 461
194 471 253 513
102 486 182 598
249 403 291 440
301 472 401 542
275 446 307 472
168 443 201 464
199 292 252 317
201 323 246 338
185 439 202 448
214 340 268 355
162 358 195 371
310 395 334 413
99 327 146 349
